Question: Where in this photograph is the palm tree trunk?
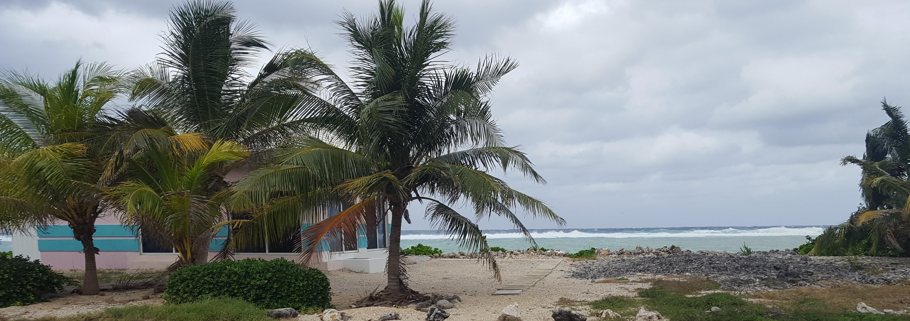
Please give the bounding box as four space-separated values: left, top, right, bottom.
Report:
384 202 406 294
73 223 100 295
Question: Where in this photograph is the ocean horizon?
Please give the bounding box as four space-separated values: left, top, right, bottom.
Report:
1 225 827 254
400 225 826 254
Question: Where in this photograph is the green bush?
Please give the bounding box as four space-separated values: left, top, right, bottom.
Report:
528 246 550 251
795 235 816 255
570 247 597 259
0 251 11 258
490 246 507 252
163 258 331 310
402 243 443 256
0 255 74 307
739 243 752 256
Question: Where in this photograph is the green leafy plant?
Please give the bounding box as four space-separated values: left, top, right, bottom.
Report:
0 251 11 259
163 258 331 310
402 243 443 256
490 247 507 252
570 247 597 259
795 235 816 255
0 255 75 307
739 243 752 256
528 246 550 251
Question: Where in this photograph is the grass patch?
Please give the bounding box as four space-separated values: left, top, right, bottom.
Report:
748 284 910 313
647 277 721 295
61 269 164 286
23 298 275 321
586 282 910 321
569 248 597 260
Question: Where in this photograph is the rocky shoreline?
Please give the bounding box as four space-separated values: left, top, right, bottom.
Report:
570 247 910 291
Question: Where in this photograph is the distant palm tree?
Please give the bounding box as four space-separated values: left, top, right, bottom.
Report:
0 61 123 295
230 0 564 302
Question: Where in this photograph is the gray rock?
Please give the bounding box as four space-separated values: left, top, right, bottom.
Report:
426 307 450 321
857 302 884 314
600 309 621 319
551 308 587 321
266 308 298 319
441 294 461 303
436 299 455 309
635 307 666 321
499 302 521 321
708 306 720 312
379 312 400 321
415 301 434 312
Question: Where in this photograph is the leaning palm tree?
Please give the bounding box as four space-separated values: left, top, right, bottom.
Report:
0 61 123 295
230 0 564 302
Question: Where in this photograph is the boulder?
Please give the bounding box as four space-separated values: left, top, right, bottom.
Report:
635 307 666 321
436 299 455 309
266 308 298 319
379 312 401 321
498 302 521 321
416 300 434 312
708 306 720 313
857 302 884 314
599 309 621 319
551 308 587 321
426 307 450 321
321 309 350 321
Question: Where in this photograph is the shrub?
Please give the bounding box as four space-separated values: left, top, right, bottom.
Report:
795 235 816 255
570 247 597 259
402 243 442 256
0 255 74 307
739 243 752 256
163 258 331 310
528 246 550 251
0 251 11 258
490 246 507 252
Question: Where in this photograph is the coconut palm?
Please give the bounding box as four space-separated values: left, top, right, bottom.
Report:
0 61 123 295
230 0 564 301
106 131 248 268
124 0 333 260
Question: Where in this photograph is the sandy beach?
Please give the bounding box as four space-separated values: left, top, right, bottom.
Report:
0 258 646 320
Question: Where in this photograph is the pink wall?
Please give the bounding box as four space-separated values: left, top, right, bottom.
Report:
42 251 129 270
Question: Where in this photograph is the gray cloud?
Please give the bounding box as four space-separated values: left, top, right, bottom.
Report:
2 0 906 230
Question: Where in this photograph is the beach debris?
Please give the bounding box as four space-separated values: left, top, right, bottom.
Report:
635 307 666 320
599 309 621 319
436 299 455 309
499 302 522 321
266 308 298 319
321 309 350 321
883 309 908 315
551 307 587 321
426 307 450 321
764 308 788 318
379 312 401 321
856 302 884 314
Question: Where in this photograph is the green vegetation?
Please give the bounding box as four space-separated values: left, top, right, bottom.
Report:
490 246 508 252
816 100 910 257
84 298 273 321
0 255 75 308
0 251 10 258
163 258 331 310
528 246 550 251
402 244 443 256
570 247 597 259
794 235 816 255
739 243 753 256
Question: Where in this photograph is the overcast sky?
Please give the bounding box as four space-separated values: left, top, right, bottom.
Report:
3 0 909 230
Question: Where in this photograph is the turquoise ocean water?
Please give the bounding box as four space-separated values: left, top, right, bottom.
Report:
400 226 825 254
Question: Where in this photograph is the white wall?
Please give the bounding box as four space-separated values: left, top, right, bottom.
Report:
12 227 40 260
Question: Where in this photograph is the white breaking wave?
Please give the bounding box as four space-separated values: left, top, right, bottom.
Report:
400 226 825 240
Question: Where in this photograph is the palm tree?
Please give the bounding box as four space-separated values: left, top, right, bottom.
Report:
125 0 333 260
230 0 564 302
106 132 248 268
0 61 123 295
